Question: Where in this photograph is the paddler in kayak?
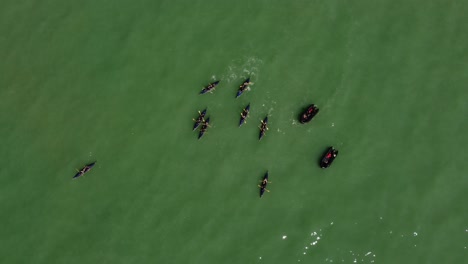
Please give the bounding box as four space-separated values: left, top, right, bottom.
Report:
239 104 250 126
198 117 211 139
258 171 270 197
259 116 268 140
236 78 253 98
200 81 220 94
193 108 207 130
73 162 96 179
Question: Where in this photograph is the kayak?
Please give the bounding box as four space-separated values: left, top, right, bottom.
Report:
299 104 320 124
259 171 269 197
259 116 268 140
193 108 207 131
320 147 339 168
198 117 210 139
73 162 96 179
200 81 220 94
239 104 250 127
236 78 251 98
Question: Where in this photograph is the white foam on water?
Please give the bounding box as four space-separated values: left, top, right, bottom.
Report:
365 252 371 256
221 56 263 83
413 232 418 236
282 235 287 239
229 73 237 80
299 224 335 260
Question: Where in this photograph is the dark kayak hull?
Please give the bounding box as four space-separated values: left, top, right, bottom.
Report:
239 104 250 127
299 104 319 124
259 171 269 197
320 147 338 168
259 116 268 140
193 109 207 130
236 78 250 98
73 162 96 179
198 131 205 139
200 81 220 94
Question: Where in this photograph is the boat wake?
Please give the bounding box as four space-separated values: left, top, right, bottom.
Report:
219 56 264 83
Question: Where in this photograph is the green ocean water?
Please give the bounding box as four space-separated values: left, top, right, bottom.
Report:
0 0 467 263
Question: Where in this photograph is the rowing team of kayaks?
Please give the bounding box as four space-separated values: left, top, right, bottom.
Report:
193 106 268 140
199 78 252 98
73 78 339 187
192 103 319 140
